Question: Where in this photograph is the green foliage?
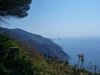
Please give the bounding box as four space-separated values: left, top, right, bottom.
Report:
0 32 18 50
1 32 100 75
0 32 34 75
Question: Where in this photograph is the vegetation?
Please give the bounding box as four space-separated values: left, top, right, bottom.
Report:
0 0 32 24
0 27 70 61
0 32 33 75
0 32 100 75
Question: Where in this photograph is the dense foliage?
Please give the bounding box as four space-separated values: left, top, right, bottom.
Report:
0 33 33 75
0 0 32 23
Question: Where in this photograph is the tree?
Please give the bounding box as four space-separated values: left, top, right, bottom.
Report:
0 0 32 23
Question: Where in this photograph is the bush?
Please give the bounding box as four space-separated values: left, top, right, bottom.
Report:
0 32 34 75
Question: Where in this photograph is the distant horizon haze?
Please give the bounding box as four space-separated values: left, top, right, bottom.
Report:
1 0 100 38
1 27 100 39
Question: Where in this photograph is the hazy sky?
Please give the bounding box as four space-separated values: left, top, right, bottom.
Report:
1 0 100 38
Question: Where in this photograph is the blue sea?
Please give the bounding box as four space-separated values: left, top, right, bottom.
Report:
53 38 100 72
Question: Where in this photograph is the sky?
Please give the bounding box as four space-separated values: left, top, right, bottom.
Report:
1 0 100 38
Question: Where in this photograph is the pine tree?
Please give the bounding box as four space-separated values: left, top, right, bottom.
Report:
0 0 32 23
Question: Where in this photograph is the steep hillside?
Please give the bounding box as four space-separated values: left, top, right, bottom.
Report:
1 32 99 75
0 27 70 61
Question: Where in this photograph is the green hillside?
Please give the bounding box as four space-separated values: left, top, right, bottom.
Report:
0 33 100 75
0 27 70 61
0 32 70 75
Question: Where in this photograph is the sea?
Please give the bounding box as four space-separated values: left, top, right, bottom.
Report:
53 38 100 72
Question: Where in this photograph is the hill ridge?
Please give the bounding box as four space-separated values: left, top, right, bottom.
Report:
0 27 70 61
